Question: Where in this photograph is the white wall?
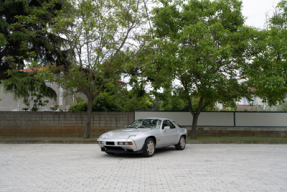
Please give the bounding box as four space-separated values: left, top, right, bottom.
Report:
0 87 57 111
135 111 234 126
236 113 287 127
135 111 287 127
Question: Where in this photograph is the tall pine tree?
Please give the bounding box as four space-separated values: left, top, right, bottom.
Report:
0 0 71 80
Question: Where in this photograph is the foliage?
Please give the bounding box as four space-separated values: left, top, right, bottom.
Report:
0 0 69 80
254 99 287 111
22 107 29 111
24 92 49 111
148 0 253 138
36 0 148 138
152 88 189 111
219 107 236 111
120 90 153 112
159 95 189 111
278 101 287 111
68 88 153 112
50 105 59 111
0 0 69 112
157 89 219 111
245 0 287 106
253 104 278 111
68 93 120 112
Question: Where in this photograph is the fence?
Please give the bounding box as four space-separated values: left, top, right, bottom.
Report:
0 112 134 137
135 111 287 127
1 111 287 137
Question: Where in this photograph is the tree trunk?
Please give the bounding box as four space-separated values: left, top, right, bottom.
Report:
191 114 199 139
84 98 93 138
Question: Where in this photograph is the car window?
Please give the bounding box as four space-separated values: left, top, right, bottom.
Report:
162 120 176 129
156 120 162 129
127 119 162 129
173 121 184 128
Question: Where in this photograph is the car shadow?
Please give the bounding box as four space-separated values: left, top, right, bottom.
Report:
154 146 177 154
102 146 179 159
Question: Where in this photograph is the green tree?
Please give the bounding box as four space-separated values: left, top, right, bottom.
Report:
40 0 148 138
0 0 71 112
245 0 287 106
0 0 70 80
148 0 253 138
68 87 153 112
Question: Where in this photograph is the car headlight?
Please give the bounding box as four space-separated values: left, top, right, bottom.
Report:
98 141 104 144
118 142 133 145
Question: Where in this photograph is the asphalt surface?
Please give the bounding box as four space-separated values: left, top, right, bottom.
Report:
0 144 287 192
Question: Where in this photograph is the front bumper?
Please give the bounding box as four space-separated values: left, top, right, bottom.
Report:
98 139 141 154
100 146 143 154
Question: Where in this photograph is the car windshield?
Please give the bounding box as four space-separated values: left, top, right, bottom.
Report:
127 119 162 129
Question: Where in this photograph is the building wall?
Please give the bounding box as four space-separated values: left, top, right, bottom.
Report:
0 83 87 111
0 87 58 111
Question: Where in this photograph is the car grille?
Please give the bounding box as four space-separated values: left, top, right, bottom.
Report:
106 142 115 145
105 147 125 152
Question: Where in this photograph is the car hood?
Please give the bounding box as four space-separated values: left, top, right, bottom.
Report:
99 128 151 139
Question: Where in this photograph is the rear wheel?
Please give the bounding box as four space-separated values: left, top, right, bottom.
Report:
175 136 186 150
142 138 155 157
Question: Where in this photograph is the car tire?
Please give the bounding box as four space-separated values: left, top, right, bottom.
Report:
105 152 114 155
142 138 155 157
175 136 186 150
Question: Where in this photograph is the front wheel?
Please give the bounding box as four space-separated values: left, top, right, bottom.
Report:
175 136 186 150
142 138 155 157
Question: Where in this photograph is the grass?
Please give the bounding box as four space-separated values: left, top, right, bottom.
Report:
186 136 287 142
0 136 98 141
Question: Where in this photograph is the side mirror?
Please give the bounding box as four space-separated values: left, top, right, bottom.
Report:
164 126 170 131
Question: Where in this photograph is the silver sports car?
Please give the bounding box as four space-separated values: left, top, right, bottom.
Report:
97 117 187 157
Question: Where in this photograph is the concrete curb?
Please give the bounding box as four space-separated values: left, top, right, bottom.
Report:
0 140 287 144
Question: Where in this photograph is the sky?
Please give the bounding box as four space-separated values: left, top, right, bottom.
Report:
241 0 281 28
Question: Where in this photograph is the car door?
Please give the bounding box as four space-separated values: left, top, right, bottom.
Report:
160 120 178 146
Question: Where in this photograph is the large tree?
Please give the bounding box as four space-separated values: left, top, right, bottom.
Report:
245 0 287 106
0 0 71 109
0 0 70 80
39 0 148 138
148 0 253 138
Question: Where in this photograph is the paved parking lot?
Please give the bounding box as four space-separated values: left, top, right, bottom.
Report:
0 144 287 192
